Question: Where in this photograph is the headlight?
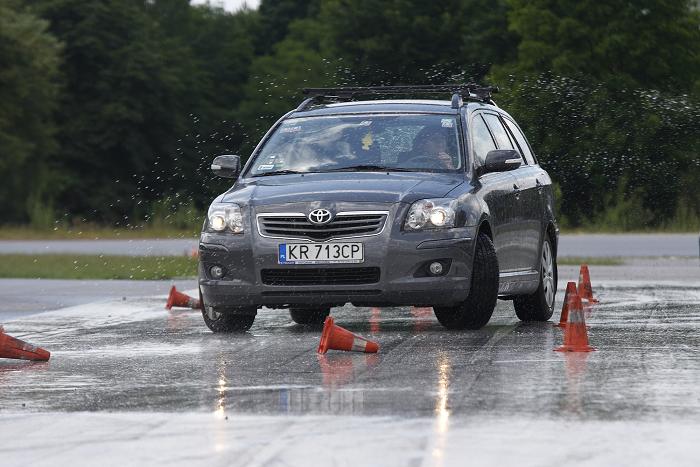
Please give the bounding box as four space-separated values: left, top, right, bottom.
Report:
207 203 244 233
404 198 457 231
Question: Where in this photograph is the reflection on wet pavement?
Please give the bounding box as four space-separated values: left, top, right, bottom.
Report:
1 282 699 425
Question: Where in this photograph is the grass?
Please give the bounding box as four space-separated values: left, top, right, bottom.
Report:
0 254 198 280
0 226 199 240
558 256 624 266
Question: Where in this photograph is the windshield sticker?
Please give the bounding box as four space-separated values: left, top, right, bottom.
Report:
280 125 301 133
257 164 275 170
359 120 372 126
441 118 454 128
361 131 374 150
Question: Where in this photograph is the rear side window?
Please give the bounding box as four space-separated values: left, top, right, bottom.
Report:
483 114 515 151
504 118 536 165
471 115 497 167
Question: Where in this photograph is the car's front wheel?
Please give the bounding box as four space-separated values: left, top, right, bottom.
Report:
289 307 330 325
200 290 257 332
433 232 499 330
202 307 256 332
513 234 557 321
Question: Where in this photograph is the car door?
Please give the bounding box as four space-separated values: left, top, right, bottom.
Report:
469 113 519 273
482 113 540 272
502 116 547 270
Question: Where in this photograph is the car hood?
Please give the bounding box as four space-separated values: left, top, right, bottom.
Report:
220 172 464 206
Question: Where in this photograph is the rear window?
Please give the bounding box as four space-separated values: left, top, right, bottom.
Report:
503 118 536 165
483 114 515 151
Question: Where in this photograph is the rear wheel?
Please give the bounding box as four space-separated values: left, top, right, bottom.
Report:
289 307 331 325
433 232 499 330
514 234 557 321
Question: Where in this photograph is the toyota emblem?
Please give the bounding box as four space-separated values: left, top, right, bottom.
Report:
308 209 333 225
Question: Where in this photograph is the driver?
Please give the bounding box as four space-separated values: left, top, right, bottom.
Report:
400 126 455 169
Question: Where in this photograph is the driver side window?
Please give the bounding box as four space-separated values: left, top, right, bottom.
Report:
471 115 497 167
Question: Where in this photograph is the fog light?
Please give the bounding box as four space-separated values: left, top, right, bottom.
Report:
210 265 224 279
429 262 444 276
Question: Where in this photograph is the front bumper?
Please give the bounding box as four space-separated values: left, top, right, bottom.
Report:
198 204 476 309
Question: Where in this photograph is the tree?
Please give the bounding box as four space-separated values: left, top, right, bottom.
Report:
255 0 320 54
29 0 193 222
503 0 700 91
237 18 340 155
0 0 62 225
319 0 516 85
145 1 258 209
492 0 700 227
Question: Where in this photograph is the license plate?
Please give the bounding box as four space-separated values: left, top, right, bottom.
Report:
278 242 364 264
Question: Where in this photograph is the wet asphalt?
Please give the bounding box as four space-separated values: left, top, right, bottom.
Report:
0 262 699 465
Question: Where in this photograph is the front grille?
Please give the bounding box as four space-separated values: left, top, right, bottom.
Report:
257 213 387 240
261 267 380 286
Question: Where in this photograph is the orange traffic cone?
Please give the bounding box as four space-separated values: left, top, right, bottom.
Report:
555 293 596 352
165 286 201 310
0 326 50 361
578 264 598 303
555 282 579 328
317 317 379 354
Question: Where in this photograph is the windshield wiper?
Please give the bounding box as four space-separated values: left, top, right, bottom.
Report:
252 169 306 177
325 165 415 172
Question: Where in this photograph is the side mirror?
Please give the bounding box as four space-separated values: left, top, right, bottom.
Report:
211 155 241 179
481 149 521 175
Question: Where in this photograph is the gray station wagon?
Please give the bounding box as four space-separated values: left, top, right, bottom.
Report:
198 85 558 332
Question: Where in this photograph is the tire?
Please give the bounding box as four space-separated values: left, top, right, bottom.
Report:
433 232 499 330
200 290 257 332
514 234 557 321
289 307 331 325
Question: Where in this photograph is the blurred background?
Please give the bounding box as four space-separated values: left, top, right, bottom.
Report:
2 0 699 238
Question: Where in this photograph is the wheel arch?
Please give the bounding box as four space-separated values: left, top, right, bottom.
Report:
471 216 494 265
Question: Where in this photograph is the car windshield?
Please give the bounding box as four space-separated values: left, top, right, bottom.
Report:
248 114 462 176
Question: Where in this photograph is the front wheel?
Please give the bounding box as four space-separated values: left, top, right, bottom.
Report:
202 307 256 332
289 307 331 325
433 232 499 330
514 234 557 321
200 290 257 333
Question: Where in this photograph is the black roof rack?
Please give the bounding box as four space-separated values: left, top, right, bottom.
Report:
297 84 498 111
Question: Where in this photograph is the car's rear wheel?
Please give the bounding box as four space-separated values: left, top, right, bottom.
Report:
514 234 557 321
289 307 331 325
433 232 499 330
200 290 257 332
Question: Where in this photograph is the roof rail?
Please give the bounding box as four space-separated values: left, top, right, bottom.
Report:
298 84 499 111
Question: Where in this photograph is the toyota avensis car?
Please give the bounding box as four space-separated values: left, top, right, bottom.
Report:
198 85 558 332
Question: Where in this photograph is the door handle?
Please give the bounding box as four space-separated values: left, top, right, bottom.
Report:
513 183 521 200
513 183 520 190
536 179 544 192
